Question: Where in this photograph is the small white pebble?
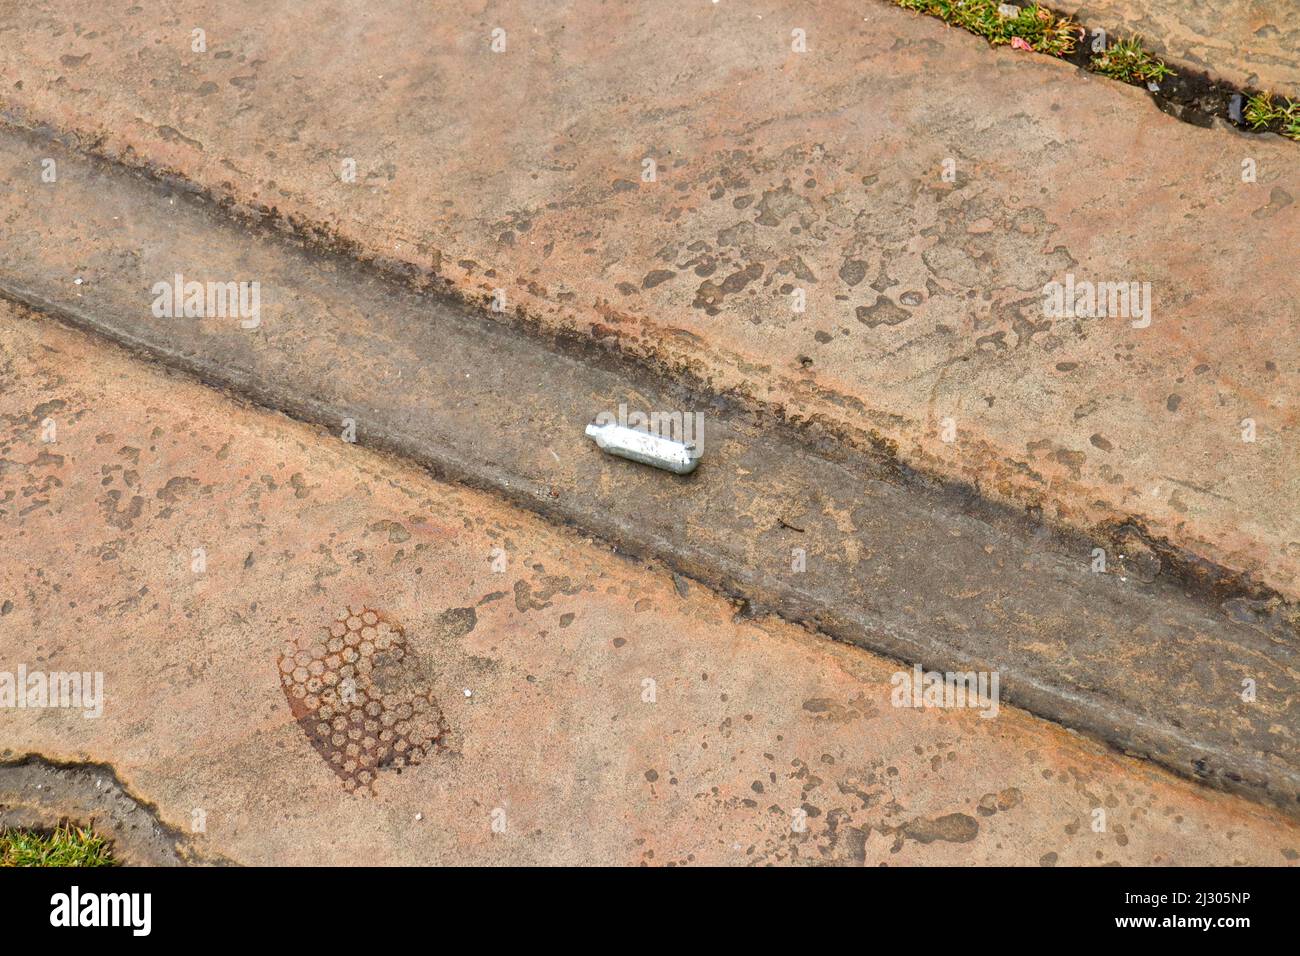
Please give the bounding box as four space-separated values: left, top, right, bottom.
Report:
415 812 423 821
73 277 83 285
463 688 473 698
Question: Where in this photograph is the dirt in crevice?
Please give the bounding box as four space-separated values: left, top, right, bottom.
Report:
1053 35 1287 136
0 753 229 866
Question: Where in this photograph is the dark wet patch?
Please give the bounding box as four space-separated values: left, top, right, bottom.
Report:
773 255 817 283
1252 186 1294 220
855 299 910 328
288 472 312 499
692 263 763 316
98 490 144 530
1052 448 1086 480
838 259 867 287
514 579 551 612
368 518 409 543
978 787 1024 816
155 475 200 502
754 185 811 227
823 807 869 863
898 812 979 845
801 698 862 722
154 125 203 151
431 606 476 640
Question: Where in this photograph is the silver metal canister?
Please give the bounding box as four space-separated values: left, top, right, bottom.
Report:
584 420 701 475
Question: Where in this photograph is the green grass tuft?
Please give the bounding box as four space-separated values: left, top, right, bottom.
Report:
0 823 117 867
893 0 1080 57
1244 91 1300 141
1089 36 1175 84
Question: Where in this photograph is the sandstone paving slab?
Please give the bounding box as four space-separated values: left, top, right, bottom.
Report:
1 0 1296 603
1 121 1294 806
1 302 1298 865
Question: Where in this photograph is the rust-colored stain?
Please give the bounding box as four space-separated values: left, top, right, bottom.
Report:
278 606 446 794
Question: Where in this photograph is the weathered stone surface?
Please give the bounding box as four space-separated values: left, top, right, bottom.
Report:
3 121 1293 805
1053 0 1300 94
1 0 1295 604
2 303 1296 865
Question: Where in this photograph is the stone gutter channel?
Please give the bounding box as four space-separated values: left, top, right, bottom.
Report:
0 122 1295 813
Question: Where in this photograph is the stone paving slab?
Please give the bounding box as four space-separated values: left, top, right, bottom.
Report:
1052 0 1300 94
3 122 1294 806
2 302 1297 865
1 0 1296 604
